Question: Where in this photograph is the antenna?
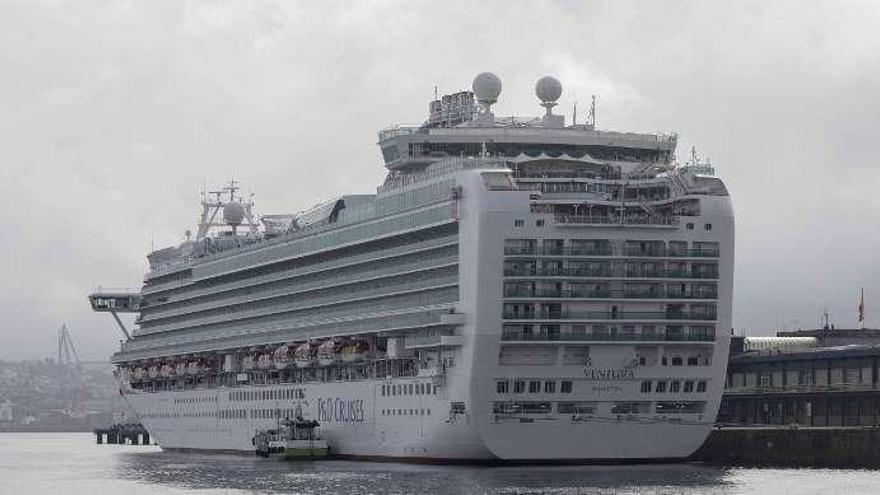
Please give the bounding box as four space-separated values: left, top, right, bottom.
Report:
573 101 578 126
433 85 438 101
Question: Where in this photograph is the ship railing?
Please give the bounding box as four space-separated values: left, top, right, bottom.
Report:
377 156 508 193
555 214 679 227
501 329 715 342
501 310 717 321
724 383 876 394
502 288 717 300
502 268 718 279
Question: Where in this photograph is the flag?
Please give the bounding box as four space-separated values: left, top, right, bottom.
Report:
858 288 865 327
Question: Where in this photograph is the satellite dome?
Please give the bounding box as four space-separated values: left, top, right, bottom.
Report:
535 76 562 103
472 72 502 105
223 201 246 226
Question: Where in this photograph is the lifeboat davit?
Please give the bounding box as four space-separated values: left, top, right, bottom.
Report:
273 344 293 370
317 340 341 366
294 342 316 368
341 341 369 363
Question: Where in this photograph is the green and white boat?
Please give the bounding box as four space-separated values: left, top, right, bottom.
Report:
253 418 329 460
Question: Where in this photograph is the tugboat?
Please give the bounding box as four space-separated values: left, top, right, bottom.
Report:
253 415 329 460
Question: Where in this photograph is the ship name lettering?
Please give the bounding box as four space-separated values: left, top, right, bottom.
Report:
582 368 635 380
317 397 365 423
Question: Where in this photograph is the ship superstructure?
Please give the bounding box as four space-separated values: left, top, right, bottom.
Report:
89 72 734 461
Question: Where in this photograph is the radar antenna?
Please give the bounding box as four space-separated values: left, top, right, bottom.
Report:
195 179 259 240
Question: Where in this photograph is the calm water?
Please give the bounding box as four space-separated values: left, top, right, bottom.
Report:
1 433 879 494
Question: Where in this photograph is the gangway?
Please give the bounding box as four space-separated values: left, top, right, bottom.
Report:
88 287 141 340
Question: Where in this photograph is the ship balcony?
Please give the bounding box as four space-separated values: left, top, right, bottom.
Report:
501 310 717 321
502 288 717 300
500 328 716 343
503 268 718 279
88 288 141 313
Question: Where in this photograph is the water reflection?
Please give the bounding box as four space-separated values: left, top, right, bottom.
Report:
114 450 733 494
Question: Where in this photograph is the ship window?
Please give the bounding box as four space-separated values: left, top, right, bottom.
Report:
561 381 573 394
661 357 668 366
684 380 694 393
514 219 524 227
640 380 653 393
544 381 556 393
670 381 681 393
697 380 707 393
514 380 525 394
672 357 683 366
686 223 694 230
656 381 667 393
687 356 699 366
409 384 414 395
529 380 541 393
536 219 545 227
496 381 509 394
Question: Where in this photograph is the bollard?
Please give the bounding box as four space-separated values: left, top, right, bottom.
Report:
96 433 104 444
143 432 150 445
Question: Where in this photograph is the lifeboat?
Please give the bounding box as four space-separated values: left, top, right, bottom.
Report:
294 342 316 368
257 352 274 370
273 344 293 370
241 354 256 371
132 367 145 381
341 341 369 363
148 365 160 379
186 360 202 376
175 360 187 377
317 340 341 366
160 363 174 378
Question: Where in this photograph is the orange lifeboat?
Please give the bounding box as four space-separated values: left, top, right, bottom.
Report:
341 341 369 363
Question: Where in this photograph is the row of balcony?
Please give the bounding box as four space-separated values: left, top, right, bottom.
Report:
502 288 718 300
501 328 716 342
503 268 718 279
502 310 717 321
503 247 719 258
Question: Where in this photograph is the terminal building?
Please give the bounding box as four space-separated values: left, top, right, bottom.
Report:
718 327 880 426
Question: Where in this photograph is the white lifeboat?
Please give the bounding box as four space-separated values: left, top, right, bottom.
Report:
148 365 160 379
186 360 202 376
317 340 341 366
132 367 145 381
160 363 174 378
273 344 292 370
341 341 369 363
257 353 274 370
241 354 256 371
175 361 187 377
294 342 315 368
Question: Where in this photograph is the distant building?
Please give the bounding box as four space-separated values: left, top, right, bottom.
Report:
0 399 12 422
719 328 880 426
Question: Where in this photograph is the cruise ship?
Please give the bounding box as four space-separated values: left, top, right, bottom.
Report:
89 72 734 462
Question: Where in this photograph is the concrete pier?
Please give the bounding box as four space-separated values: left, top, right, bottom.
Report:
692 426 880 468
94 424 150 446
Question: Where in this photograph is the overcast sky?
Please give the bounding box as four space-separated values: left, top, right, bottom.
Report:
2 0 879 361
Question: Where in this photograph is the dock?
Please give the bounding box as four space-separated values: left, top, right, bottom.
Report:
94 423 151 445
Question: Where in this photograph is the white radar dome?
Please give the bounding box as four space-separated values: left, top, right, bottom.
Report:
223 201 246 226
535 76 562 103
472 72 502 105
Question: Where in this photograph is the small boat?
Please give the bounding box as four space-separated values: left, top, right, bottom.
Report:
317 340 341 366
294 342 316 368
341 341 369 363
253 417 329 460
273 344 293 370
